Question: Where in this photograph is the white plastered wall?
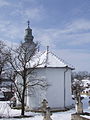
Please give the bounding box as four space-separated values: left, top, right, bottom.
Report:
18 67 73 109
45 68 65 108
64 69 73 107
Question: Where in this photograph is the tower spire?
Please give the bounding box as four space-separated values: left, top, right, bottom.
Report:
24 21 34 43
47 46 49 53
27 20 30 28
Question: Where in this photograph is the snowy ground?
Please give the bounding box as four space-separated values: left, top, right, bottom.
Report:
0 95 90 120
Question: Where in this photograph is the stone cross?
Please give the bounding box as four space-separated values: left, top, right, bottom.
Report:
75 92 83 114
41 99 52 120
43 107 52 120
41 99 48 111
75 101 83 114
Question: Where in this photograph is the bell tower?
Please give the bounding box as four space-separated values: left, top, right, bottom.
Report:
24 21 34 43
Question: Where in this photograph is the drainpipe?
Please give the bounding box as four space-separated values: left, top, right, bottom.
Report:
64 66 68 108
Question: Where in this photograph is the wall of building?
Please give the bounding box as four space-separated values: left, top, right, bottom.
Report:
26 68 47 109
16 67 73 109
46 68 65 108
65 69 73 107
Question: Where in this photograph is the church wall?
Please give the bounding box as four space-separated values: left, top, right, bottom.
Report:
45 68 65 108
26 68 47 109
26 68 65 109
16 67 73 109
65 69 73 106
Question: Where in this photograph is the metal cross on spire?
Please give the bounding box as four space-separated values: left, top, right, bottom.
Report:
27 20 30 28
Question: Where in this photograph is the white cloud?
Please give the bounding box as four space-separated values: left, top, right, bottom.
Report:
24 7 44 21
10 1 45 22
0 0 10 7
65 19 90 33
33 29 59 48
0 20 24 43
33 19 90 48
63 19 90 45
67 33 90 45
23 0 38 3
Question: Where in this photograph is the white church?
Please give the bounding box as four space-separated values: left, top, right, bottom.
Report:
16 22 75 110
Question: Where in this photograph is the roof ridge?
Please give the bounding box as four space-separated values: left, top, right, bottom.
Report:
49 51 74 68
36 50 74 69
49 51 67 65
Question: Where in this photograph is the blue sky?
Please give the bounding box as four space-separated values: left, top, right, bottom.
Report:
0 0 90 72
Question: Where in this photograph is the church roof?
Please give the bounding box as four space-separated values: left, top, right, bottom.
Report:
30 50 74 70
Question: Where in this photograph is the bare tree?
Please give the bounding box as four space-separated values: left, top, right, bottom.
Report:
72 79 84 101
72 71 90 81
9 42 47 116
0 40 11 82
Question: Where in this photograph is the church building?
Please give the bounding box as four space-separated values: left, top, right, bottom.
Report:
16 22 74 110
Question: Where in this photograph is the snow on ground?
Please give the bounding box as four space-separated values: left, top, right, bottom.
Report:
81 115 90 119
82 79 90 87
0 95 89 120
82 95 90 110
0 101 21 117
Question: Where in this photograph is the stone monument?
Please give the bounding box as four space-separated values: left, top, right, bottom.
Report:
72 80 83 114
74 87 83 114
41 99 52 120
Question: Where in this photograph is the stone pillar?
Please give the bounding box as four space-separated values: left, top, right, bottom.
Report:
75 101 83 114
43 107 52 120
71 114 81 120
75 93 83 114
41 99 52 120
41 99 48 111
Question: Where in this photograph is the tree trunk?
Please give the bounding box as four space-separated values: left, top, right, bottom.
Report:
21 97 25 115
21 77 26 116
21 89 25 116
0 67 2 83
